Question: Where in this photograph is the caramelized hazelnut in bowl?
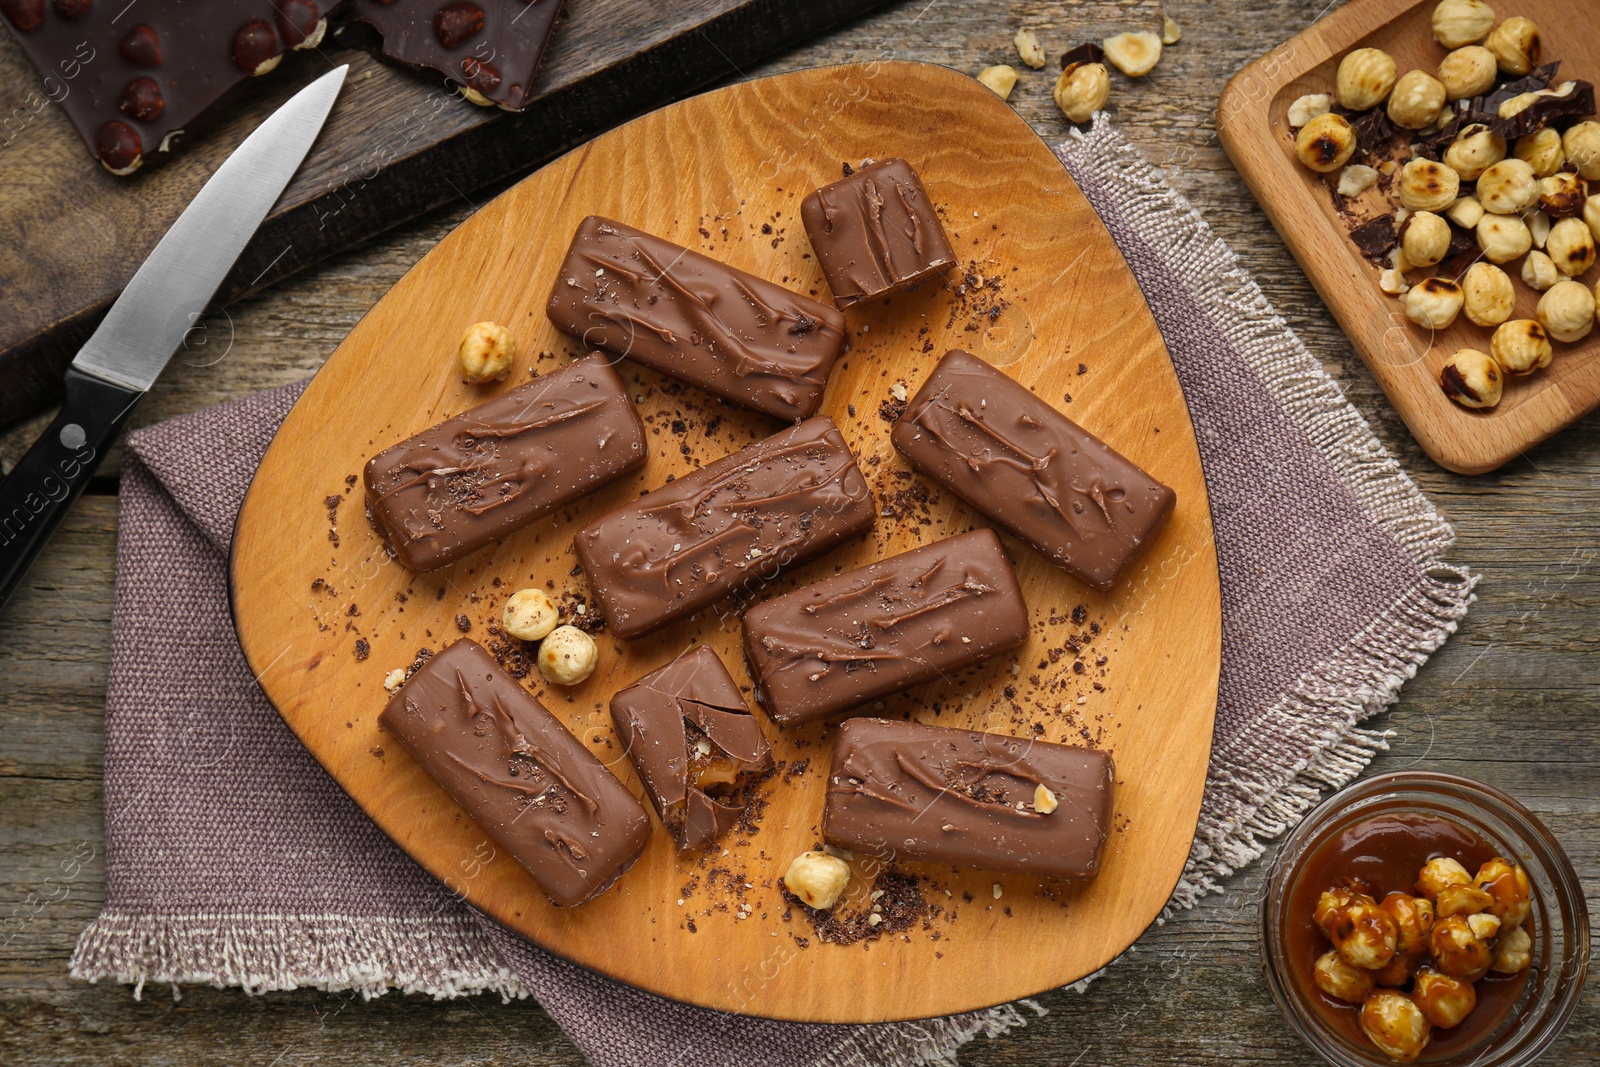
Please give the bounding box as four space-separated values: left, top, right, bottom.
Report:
1262 772 1587 1066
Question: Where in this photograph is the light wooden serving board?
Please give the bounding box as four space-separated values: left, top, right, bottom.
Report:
1218 0 1600 475
231 61 1221 1023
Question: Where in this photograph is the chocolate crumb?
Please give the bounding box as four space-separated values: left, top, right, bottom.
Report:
354 638 369 661
455 614 472 633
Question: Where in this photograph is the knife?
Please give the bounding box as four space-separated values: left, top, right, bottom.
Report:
0 65 347 614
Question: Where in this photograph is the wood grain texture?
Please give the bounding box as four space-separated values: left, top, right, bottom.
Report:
1218 0 1600 474
2 1 1598 1063
229 61 1221 1023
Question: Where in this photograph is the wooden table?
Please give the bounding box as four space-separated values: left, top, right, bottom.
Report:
2 2 1596 1062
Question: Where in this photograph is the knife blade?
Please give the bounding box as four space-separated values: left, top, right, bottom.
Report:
0 65 347 613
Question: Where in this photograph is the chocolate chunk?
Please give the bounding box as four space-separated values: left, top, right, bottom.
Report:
1059 42 1105 70
546 216 847 421
610 646 771 851
575 416 874 640
891 350 1175 591
1481 62 1562 115
1350 214 1398 262
1491 80 1596 140
823 717 1115 880
742 529 1030 727
800 158 956 309
379 639 651 906
337 0 562 112
364 353 646 572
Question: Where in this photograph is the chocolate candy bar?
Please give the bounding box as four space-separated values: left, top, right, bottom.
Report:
574 416 874 640
337 0 563 112
799 158 956 309
609 646 771 851
741 529 1029 727
545 217 848 421
823 717 1115 881
1 0 329 173
892 350 1176 591
364 353 645 572
378 639 651 906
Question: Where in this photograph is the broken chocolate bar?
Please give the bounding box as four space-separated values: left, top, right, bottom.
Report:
574 415 875 640
609 645 771 851
800 158 956 309
378 639 651 906
546 216 847 421
364 353 646 572
823 717 1115 881
892 350 1176 591
741 529 1030 727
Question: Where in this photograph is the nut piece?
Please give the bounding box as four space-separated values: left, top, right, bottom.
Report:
1430 914 1495 982
536 625 598 685
1477 158 1538 214
977 65 1019 100
1588 195 1600 243
1564 122 1600 181
1014 27 1046 69
1416 856 1473 900
1314 949 1376 1004
1547 217 1597 277
1529 209 1552 249
1537 280 1596 343
1402 212 1452 268
1161 12 1181 46
1490 319 1553 375
1475 857 1533 927
1295 113 1356 173
1447 195 1485 228
1338 164 1379 197
1432 0 1496 49
502 588 560 642
1326 899 1400 970
1360 991 1431 1063
1315 886 1372 932
457 321 515 383
783 850 850 909
1441 348 1503 409
1412 966 1477 1028
1405 278 1464 330
1378 892 1436 958
1053 62 1110 124
1031 782 1059 814
1485 16 1541 76
1462 262 1515 327
1102 31 1162 77
1491 923 1533 974
1515 128 1566 177
1287 93 1332 128
1337 48 1398 111
1522 250 1561 291
383 668 407 692
1397 159 1460 212
1539 173 1588 218
1443 124 1506 181
1438 45 1498 101
1477 213 1532 264
1380 269 1411 296
1387 70 1447 130
1434 882 1495 917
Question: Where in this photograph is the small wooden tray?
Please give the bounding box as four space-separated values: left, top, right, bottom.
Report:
1218 0 1600 475
231 62 1222 1022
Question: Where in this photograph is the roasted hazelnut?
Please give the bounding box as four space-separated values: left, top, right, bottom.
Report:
502 588 559 642
1337 48 1398 111
1315 948 1377 1004
1387 70 1447 130
1539 173 1588 218
232 20 280 76
1032 782 1058 814
1474 857 1533 927
1053 62 1110 124
1361 990 1431 1063
1380 269 1411 296
1416 856 1473 901
783 850 850 909
1447 195 1485 229
1327 899 1401 970
1014 27 1046 69
1338 164 1379 197
1432 0 1496 49
977 65 1019 99
457 321 515 383
1468 911 1502 940
1490 319 1553 375
1587 195 1600 243
1412 966 1477 1028
1398 159 1461 212
1443 124 1506 181
1102 31 1162 77
94 119 142 175
1491 922 1533 974
1477 213 1532 264
383 668 407 693
1405 278 1465 330
1375 953 1419 988
1537 280 1596 343
1523 250 1561 291
1477 158 1538 214
1529 209 1552 249
1438 45 1498 101
1401 212 1452 268
1435 882 1495 918
537 625 597 685
1441 348 1503 409
1567 123 1600 181
1316 887 1371 933
1462 262 1515 327
1431 914 1494 982
434 1 484 49
1547 218 1597 278
1295 113 1356 173
1287 93 1332 128
1515 128 1566 177
1379 892 1436 958
1486 16 1541 76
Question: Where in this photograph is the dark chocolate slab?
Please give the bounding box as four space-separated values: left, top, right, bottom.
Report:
823 717 1115 881
741 528 1029 726
892 349 1175 591
546 216 847 421
363 353 646 572
609 645 771 851
574 415 874 640
378 639 652 906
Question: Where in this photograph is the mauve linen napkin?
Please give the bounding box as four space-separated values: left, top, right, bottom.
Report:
70 119 1476 1065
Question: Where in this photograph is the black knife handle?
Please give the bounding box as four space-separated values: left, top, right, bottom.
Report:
0 366 142 615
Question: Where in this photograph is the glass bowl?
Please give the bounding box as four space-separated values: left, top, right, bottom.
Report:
1261 771 1588 1066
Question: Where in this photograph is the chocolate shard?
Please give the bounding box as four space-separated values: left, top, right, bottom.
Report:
1480 62 1562 115
363 353 646 572
1059 42 1105 70
741 529 1031 727
1490 80 1596 140
575 416 875 640
546 216 847 421
800 158 957 309
378 639 652 907
823 717 1116 881
1350 214 1399 262
891 350 1176 591
610 646 772 851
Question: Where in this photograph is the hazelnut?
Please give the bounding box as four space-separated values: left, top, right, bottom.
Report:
1567 123 1600 181
1405 278 1464 330
1475 857 1533 927
1477 213 1532 264
1326 899 1400 970
1462 262 1515 327
1529 209 1552 249
1360 991 1431 1063
1438 45 1498 100
1434 882 1495 917
1014 27 1046 69
1431 0 1496 49
1522 250 1561 291
1315 886 1373 932
1161 12 1181 46
1378 892 1436 958
457 321 515 383
977 64 1019 100
1380 269 1411 296
1431 914 1495 982
1314 949 1376 1005
1477 158 1538 214
1287 93 1332 128
1101 31 1161 77
502 588 560 642
1053 62 1110 124
1032 782 1058 814
383 668 407 692
536 625 598 685
1416 856 1473 901
1338 164 1379 197
1336 48 1398 111
1443 124 1505 181
1485 16 1541 76
1539 173 1588 218
1413 966 1477 1028
1587 195 1600 243
783 850 850 909
1294 113 1355 173
1401 212 1452 268
1387 69 1447 130
1515 128 1566 177
1374 953 1419 989
1537 280 1596 343
1491 923 1533 974
1441 348 1503 409
1398 159 1460 212
1490 319 1553 375
1546 217 1597 278
1447 195 1485 229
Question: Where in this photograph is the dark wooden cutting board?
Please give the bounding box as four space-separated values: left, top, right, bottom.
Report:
0 0 894 429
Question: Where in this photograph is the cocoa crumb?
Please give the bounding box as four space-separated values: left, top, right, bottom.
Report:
455 614 472 633
354 638 369 661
